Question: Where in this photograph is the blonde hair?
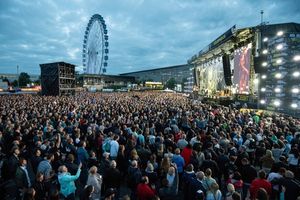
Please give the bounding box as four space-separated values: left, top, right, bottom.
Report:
227 183 235 193
89 166 97 174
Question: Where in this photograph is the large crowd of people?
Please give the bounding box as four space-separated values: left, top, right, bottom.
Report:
0 92 299 200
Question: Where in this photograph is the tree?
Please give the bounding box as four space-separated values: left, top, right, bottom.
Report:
165 77 176 90
33 76 41 85
18 72 31 87
2 77 10 85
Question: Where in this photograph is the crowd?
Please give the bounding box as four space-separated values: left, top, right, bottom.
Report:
0 92 299 200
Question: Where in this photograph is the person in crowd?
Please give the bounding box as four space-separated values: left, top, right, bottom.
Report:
86 166 102 200
144 163 158 187
203 168 217 192
240 158 257 200
80 185 94 200
272 170 300 200
104 188 116 200
227 172 243 195
6 146 21 180
58 163 82 200
0 92 299 200
171 148 185 185
188 171 206 200
260 150 275 174
77 141 89 167
225 183 235 200
206 182 222 200
15 158 35 198
136 176 156 200
33 172 48 200
103 160 122 198
182 164 196 200
249 170 271 200
166 165 179 195
31 149 43 174
37 154 55 181
110 135 120 160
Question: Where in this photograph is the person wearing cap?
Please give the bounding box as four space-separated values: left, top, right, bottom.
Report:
58 163 82 200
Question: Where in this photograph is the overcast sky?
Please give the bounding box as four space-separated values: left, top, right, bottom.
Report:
0 0 299 75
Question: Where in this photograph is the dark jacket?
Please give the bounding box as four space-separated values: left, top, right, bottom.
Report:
240 164 257 184
188 177 206 200
104 167 122 189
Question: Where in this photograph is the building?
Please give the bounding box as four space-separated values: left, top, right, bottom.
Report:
77 74 135 91
120 64 193 92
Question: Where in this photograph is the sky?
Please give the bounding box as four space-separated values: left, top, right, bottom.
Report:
0 0 299 75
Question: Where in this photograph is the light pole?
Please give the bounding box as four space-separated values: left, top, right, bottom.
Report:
17 65 19 88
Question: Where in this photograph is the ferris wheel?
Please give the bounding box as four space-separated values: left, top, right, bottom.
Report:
82 14 109 74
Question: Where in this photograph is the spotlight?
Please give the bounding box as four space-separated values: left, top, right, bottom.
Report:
273 100 281 107
276 59 282 64
293 55 300 61
263 37 268 42
293 71 300 77
274 88 281 93
275 73 282 79
277 31 284 36
291 103 298 108
261 75 267 79
260 99 266 104
261 87 266 92
291 88 299 94
262 62 267 67
262 49 268 54
276 44 283 50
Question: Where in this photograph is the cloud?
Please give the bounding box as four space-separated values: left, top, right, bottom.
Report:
0 0 299 75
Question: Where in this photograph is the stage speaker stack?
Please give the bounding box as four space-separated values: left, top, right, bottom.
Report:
253 55 267 73
222 54 232 86
40 62 75 96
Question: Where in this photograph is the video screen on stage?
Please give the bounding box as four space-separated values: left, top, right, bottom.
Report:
233 44 251 93
197 58 225 96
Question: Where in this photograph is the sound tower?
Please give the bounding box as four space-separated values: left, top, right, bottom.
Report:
40 62 75 96
222 54 232 86
253 55 267 73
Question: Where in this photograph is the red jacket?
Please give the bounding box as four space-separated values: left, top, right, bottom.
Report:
136 183 156 200
181 147 192 166
250 178 272 199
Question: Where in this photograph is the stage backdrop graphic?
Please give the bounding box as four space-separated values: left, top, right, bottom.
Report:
233 45 251 93
198 58 225 96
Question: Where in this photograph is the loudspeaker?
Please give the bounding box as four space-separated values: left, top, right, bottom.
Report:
222 54 232 86
40 62 75 96
253 56 267 73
